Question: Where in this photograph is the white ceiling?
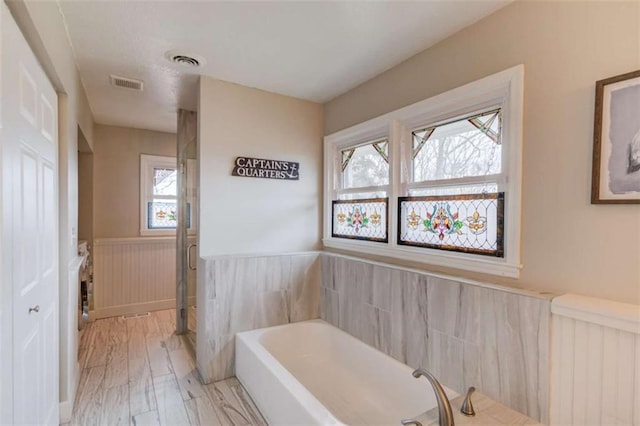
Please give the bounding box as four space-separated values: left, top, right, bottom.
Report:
58 1 510 134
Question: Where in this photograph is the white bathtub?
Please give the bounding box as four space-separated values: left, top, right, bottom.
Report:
236 320 457 425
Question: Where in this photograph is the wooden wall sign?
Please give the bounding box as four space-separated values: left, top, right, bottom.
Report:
232 156 299 180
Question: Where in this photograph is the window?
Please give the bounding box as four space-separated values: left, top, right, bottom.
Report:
341 139 389 190
140 154 196 236
411 109 501 185
323 65 524 277
399 109 504 257
332 138 390 242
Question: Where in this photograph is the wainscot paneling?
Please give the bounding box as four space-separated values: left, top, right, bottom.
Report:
320 252 552 423
197 253 321 383
550 294 640 426
93 237 196 318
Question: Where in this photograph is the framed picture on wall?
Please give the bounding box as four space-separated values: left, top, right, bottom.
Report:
591 69 640 204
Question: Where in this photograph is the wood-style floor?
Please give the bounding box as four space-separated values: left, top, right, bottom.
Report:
71 310 267 425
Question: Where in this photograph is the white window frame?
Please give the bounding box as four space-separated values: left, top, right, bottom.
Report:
140 154 196 236
337 136 391 199
407 107 503 195
323 65 524 277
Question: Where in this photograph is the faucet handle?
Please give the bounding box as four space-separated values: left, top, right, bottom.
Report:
460 386 476 417
401 420 423 426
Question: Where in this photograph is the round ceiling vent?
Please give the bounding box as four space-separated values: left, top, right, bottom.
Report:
165 50 205 68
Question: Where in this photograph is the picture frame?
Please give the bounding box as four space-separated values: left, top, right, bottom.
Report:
591 69 640 204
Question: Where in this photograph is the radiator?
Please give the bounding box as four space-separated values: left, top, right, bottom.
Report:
92 237 196 318
550 294 640 425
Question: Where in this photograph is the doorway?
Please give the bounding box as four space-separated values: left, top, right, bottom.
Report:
77 129 93 331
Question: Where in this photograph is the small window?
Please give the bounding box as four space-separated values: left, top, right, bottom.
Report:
401 109 505 257
412 109 502 183
332 138 390 242
149 167 178 229
140 154 195 235
153 168 177 196
341 139 389 189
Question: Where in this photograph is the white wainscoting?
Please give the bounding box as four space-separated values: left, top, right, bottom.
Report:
551 294 640 425
93 237 196 319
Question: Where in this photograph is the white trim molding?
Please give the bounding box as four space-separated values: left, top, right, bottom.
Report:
58 257 84 424
323 65 525 277
94 236 180 246
551 293 640 334
90 299 177 320
58 364 80 425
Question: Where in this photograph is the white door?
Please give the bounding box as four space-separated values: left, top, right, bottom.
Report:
1 5 59 425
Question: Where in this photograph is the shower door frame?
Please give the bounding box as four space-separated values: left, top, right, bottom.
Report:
176 109 198 334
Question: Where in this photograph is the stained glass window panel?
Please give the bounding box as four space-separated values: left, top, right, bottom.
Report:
398 193 504 257
147 201 191 229
413 110 501 182
153 168 177 196
332 198 388 243
341 140 389 189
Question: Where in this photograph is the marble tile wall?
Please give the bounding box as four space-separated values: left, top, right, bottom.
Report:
198 253 321 383
320 253 551 423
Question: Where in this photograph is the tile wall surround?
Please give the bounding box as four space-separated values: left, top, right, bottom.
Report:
197 252 322 383
198 250 552 423
320 252 552 423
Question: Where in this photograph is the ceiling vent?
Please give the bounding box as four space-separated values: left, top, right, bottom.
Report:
110 75 144 91
165 50 205 68
171 55 200 67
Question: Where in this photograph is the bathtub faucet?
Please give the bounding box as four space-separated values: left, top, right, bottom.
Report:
411 369 454 426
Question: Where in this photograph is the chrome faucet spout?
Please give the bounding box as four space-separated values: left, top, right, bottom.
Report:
412 369 454 426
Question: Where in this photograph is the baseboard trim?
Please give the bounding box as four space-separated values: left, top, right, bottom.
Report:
59 361 81 423
90 297 196 320
59 400 72 424
91 300 175 319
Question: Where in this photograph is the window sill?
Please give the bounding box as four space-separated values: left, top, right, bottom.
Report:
323 237 521 278
140 229 197 237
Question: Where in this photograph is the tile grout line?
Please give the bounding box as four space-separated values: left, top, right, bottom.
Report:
126 316 132 424
146 314 162 424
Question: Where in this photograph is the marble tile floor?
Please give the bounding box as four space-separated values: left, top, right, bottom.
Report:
70 309 266 426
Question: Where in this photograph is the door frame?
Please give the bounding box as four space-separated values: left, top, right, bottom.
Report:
0 6 16 423
0 5 14 422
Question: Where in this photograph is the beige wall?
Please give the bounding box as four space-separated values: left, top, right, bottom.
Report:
93 125 176 238
324 1 640 304
198 77 323 257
